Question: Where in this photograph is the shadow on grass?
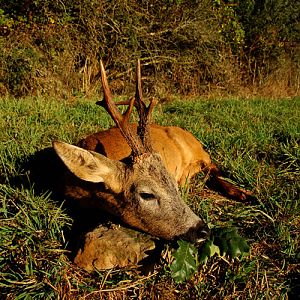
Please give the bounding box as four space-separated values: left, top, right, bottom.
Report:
287 270 300 299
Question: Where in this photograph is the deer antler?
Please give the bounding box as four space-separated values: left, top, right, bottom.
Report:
97 60 157 157
112 60 157 153
96 60 145 156
135 60 157 152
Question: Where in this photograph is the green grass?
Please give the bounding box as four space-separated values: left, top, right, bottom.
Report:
0 96 299 299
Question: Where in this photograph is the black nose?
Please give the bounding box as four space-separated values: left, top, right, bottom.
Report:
196 225 210 244
180 221 210 244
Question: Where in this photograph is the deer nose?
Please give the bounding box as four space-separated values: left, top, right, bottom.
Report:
180 221 210 243
195 225 210 244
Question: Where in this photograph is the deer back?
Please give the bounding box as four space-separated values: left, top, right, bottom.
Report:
78 124 212 185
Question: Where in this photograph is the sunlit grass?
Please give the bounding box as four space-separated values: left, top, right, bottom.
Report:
0 96 299 298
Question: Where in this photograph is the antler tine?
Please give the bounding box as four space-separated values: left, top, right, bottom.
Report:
135 60 157 152
97 60 123 124
97 60 144 156
135 59 145 108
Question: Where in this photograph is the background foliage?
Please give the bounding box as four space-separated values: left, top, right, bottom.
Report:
0 0 299 98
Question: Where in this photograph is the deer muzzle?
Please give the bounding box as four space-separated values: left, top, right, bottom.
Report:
179 221 210 244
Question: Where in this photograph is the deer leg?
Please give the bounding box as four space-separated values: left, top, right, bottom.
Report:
206 163 252 201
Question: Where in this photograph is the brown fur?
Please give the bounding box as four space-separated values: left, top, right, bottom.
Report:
78 124 249 200
78 124 211 185
53 140 209 242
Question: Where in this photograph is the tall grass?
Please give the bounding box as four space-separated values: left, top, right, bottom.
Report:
0 96 299 298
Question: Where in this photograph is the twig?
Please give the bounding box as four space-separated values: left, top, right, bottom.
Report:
82 271 157 298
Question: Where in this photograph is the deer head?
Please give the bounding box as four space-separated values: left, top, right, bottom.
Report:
53 60 209 243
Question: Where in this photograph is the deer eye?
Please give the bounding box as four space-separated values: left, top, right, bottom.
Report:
140 192 156 201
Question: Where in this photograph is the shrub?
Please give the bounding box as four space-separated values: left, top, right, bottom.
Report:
0 0 299 97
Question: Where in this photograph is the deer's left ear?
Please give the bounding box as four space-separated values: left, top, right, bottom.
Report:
53 141 126 193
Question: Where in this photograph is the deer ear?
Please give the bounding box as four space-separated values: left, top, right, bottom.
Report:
53 141 125 192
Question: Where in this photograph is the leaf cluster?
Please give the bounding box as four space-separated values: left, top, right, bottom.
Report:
170 227 250 283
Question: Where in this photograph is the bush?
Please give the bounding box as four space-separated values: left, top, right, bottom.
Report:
0 0 299 98
234 0 300 87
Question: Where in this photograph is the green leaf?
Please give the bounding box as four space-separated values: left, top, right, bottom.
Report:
169 228 249 283
212 227 250 258
199 239 220 264
170 240 198 283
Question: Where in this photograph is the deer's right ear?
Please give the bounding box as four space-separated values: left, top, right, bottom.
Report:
53 141 125 193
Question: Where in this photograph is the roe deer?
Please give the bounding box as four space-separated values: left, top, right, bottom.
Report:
53 60 249 243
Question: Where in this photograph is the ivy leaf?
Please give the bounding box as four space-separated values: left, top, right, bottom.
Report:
199 239 220 264
198 227 249 265
169 227 249 284
170 240 198 283
212 227 250 258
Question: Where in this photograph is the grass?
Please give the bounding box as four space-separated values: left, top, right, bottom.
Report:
0 96 299 299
